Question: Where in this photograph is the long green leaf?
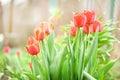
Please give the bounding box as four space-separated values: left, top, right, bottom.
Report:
78 28 85 80
84 31 98 67
50 46 67 80
31 56 47 80
47 31 54 62
24 72 40 80
95 59 117 79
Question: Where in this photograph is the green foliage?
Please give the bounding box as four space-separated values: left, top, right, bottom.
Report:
5 21 118 80
0 51 7 72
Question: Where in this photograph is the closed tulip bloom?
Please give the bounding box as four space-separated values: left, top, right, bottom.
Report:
92 21 103 32
39 22 47 31
39 22 54 35
73 13 86 28
83 24 94 34
27 36 37 45
70 26 77 36
34 27 45 41
3 46 11 54
16 50 21 57
45 23 54 35
26 37 40 55
84 10 96 24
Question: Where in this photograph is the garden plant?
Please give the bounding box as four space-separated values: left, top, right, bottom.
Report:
0 10 118 80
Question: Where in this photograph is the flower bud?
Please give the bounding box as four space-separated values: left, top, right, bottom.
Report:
34 27 45 41
70 26 77 36
84 10 96 24
16 50 21 57
73 13 86 27
92 21 103 32
3 46 11 54
26 37 40 55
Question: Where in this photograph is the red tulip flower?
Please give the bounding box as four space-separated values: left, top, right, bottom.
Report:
26 37 40 55
16 50 21 57
34 27 45 41
45 23 54 35
84 10 96 24
70 26 77 36
92 21 103 32
3 46 11 54
73 13 86 28
83 24 94 34
39 22 54 35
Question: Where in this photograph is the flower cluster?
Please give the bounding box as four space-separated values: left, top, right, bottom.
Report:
26 22 54 55
70 10 103 36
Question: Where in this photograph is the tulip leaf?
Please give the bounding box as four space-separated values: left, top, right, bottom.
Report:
94 59 117 79
50 46 67 80
23 72 40 80
78 28 85 80
61 60 70 80
31 56 47 80
84 30 98 67
20 73 29 80
47 31 54 62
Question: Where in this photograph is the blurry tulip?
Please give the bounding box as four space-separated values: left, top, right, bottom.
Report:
70 26 77 36
73 13 86 28
27 36 37 45
28 62 32 69
16 50 21 57
39 22 54 35
3 46 11 54
49 16 59 25
39 22 48 31
26 37 40 55
84 10 96 24
83 24 94 34
34 27 45 41
92 21 103 32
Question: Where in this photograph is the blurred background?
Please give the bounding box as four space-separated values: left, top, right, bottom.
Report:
0 0 120 57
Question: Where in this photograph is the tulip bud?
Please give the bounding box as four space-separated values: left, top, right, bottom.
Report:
26 37 40 55
84 10 96 24
92 21 103 32
45 23 54 35
3 46 11 54
73 13 86 28
70 26 77 36
39 22 54 35
34 27 45 41
83 24 94 34
28 36 37 45
16 50 21 57
45 26 50 35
